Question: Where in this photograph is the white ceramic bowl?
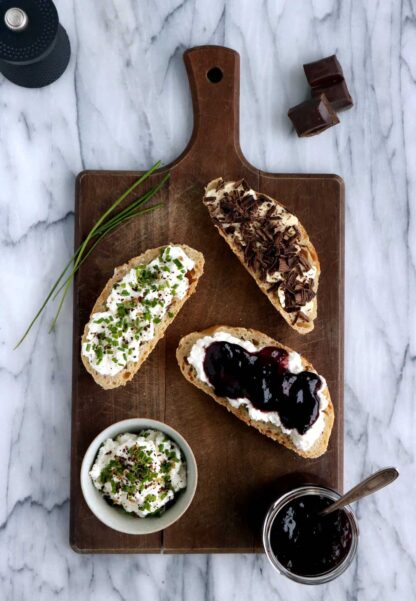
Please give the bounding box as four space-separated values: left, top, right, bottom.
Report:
80 418 198 535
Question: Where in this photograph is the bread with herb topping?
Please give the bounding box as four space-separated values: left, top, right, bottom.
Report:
176 325 334 458
81 244 204 389
203 179 320 334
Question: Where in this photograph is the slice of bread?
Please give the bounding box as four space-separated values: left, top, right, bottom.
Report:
203 179 320 334
81 244 204 389
176 325 334 458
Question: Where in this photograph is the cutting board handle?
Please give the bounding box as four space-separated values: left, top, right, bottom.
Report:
182 45 243 163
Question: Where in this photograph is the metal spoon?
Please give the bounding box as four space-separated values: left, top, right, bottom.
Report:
320 467 399 516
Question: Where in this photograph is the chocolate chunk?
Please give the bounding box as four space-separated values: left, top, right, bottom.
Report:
311 79 353 111
298 251 311 271
285 271 298 291
241 194 257 212
244 240 256 267
303 55 344 88
294 287 315 305
288 94 339 137
278 257 290 273
233 178 250 191
266 205 276 219
267 281 281 293
293 310 311 325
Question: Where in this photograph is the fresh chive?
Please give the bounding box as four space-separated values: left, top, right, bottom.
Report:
14 162 169 348
49 169 167 330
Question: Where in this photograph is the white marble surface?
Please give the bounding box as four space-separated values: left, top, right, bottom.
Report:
1 0 415 599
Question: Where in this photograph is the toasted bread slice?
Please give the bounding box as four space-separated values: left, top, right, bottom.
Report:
81 244 204 389
176 325 333 458
203 179 320 334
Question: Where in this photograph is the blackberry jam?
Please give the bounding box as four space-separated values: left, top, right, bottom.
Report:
263 486 358 584
270 494 352 576
203 341 322 435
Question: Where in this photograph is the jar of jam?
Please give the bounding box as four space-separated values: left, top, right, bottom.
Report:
262 485 359 584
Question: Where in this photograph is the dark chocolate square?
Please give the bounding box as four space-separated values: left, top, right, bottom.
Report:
303 55 344 88
288 94 339 137
311 79 353 111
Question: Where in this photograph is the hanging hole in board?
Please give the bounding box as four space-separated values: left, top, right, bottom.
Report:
207 67 223 83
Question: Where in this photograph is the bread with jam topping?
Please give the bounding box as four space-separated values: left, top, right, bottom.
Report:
176 325 334 458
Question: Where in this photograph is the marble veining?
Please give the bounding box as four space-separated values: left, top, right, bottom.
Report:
0 0 415 599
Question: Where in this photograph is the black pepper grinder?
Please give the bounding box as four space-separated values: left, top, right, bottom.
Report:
0 0 70 88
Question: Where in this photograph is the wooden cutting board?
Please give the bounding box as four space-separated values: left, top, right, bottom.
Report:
70 45 344 553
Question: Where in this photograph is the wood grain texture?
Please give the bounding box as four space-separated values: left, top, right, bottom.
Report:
70 45 344 553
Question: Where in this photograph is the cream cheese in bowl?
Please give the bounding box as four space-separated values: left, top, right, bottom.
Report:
80 418 198 535
90 430 187 517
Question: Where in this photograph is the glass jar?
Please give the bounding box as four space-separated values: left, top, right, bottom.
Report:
262 485 359 585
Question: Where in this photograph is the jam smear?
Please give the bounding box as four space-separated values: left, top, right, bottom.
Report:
203 342 321 435
270 494 353 577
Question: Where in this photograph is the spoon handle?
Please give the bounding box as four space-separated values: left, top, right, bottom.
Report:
321 467 399 516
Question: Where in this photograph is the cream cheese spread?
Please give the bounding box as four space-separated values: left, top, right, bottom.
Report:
82 246 194 376
90 429 187 517
187 331 328 452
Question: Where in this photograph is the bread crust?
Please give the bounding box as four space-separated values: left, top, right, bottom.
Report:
204 179 320 334
176 325 334 458
81 244 204 389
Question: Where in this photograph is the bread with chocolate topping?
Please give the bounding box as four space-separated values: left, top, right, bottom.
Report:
203 179 320 334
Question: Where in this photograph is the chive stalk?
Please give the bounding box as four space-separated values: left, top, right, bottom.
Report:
14 161 168 349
